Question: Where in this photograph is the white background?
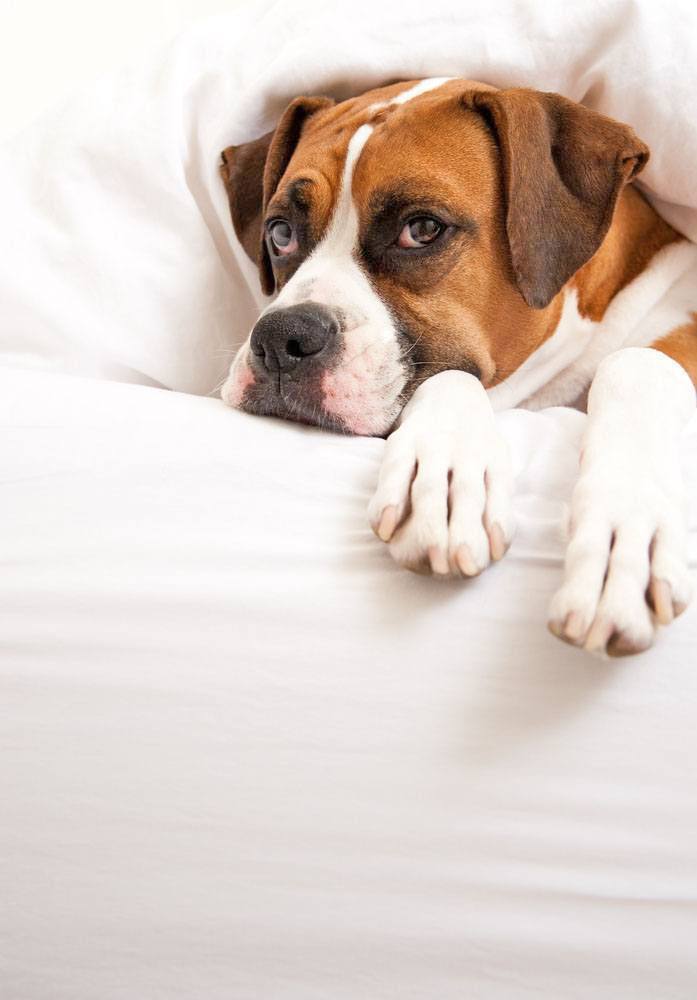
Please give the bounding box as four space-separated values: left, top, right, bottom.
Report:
0 0 246 141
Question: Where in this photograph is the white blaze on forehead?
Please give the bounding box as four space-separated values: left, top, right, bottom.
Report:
270 118 407 434
311 123 373 261
368 76 453 113
270 122 373 314
390 76 453 104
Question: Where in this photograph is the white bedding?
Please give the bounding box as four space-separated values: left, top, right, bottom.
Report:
3 0 697 996
2 368 697 999
2 0 697 393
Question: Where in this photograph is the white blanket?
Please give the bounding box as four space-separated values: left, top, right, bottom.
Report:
3 2 697 997
2 0 697 392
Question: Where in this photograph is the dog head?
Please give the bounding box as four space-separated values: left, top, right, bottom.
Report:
220 78 648 434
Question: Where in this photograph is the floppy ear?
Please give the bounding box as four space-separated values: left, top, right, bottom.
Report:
462 88 649 309
220 95 334 295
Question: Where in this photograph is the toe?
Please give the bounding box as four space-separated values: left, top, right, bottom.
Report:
647 577 675 626
649 524 693 620
447 473 490 574
483 464 515 560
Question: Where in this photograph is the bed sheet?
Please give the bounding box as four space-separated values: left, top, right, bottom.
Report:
2 368 697 999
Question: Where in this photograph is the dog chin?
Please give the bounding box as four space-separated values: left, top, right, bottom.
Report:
221 352 406 436
222 374 398 436
244 389 399 436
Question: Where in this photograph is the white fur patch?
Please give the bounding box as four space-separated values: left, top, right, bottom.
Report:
488 240 697 411
368 76 453 114
486 289 596 411
221 346 254 408
390 77 453 105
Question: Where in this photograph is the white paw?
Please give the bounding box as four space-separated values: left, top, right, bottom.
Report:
368 370 514 577
548 472 693 657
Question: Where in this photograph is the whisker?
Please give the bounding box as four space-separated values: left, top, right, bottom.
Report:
206 374 229 399
210 348 245 358
400 332 424 361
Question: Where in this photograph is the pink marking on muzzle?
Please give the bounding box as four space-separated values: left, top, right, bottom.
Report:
321 366 390 436
222 362 255 408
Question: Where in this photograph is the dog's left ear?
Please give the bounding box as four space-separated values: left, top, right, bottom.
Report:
462 88 649 308
221 95 334 295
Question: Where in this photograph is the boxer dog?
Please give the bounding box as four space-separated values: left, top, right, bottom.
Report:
219 78 697 657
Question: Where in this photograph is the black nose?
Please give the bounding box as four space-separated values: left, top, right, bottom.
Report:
250 302 339 374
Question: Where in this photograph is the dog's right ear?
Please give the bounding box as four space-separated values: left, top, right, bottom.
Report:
221 96 334 295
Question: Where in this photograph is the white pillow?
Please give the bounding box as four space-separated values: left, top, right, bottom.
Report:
1 0 696 394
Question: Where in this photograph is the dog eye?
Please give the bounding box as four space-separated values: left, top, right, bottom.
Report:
397 216 444 249
267 219 298 256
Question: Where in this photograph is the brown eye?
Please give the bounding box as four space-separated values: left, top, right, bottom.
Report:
267 219 298 256
397 216 444 249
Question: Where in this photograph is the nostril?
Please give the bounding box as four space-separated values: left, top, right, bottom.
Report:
250 302 339 373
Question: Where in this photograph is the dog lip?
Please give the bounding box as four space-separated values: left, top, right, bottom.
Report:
238 373 349 433
239 374 399 436
235 339 408 437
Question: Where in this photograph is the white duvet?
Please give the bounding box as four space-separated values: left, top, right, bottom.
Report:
2 2 697 998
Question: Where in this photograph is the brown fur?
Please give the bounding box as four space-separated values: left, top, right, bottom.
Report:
221 96 334 293
572 186 680 321
653 313 697 385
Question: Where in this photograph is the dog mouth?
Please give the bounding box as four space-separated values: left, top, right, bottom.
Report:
238 370 353 434
223 347 409 437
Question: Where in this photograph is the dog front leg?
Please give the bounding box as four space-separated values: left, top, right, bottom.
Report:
549 347 696 656
368 370 514 577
